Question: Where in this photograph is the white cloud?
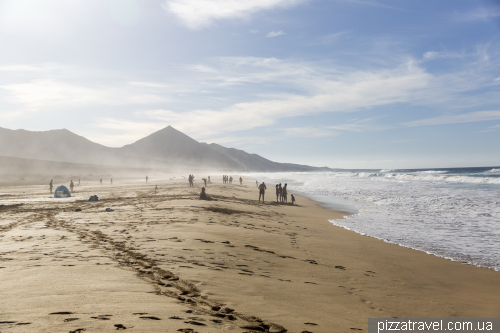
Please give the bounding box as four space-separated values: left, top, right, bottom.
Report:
455 7 500 22
162 0 307 29
0 79 165 112
403 110 500 127
267 30 285 38
310 31 347 45
280 126 337 137
423 51 465 61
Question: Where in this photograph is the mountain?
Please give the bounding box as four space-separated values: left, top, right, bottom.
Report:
0 126 330 172
203 143 331 172
119 126 244 170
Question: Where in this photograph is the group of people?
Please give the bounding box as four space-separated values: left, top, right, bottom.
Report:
257 181 295 205
276 183 289 203
222 175 232 184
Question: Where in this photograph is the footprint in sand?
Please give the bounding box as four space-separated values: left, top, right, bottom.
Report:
114 324 127 330
64 318 80 322
49 312 74 315
139 316 161 320
69 329 86 333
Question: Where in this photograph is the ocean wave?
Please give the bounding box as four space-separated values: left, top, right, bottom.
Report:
487 168 500 173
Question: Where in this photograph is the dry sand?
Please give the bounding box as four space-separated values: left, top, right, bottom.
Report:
0 178 498 333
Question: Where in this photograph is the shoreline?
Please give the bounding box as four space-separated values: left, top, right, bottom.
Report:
0 179 499 332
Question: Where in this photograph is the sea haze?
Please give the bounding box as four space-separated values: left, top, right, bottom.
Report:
249 167 500 271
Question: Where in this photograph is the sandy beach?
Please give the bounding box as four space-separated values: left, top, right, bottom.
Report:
0 178 498 333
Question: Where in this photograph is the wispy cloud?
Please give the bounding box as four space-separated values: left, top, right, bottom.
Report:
267 30 285 38
423 51 466 61
454 7 500 22
162 0 307 29
0 79 166 112
280 126 337 137
310 31 347 45
403 110 500 127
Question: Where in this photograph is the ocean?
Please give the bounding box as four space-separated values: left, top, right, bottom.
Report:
248 167 500 271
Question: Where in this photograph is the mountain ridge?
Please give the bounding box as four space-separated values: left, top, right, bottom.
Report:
0 126 330 172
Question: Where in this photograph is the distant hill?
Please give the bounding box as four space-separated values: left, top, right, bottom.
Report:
0 126 331 172
203 143 331 172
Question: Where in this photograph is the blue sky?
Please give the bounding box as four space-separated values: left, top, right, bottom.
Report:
0 0 499 168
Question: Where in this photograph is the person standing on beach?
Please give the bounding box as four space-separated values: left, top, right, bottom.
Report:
49 180 53 193
229 176 233 184
291 194 296 205
146 176 148 183
208 176 211 183
70 180 74 192
276 184 279 202
100 178 102 185
240 177 242 185
155 185 158 194
203 178 207 187
111 178 113 184
278 183 283 202
283 183 288 203
256 180 258 187
258 182 267 203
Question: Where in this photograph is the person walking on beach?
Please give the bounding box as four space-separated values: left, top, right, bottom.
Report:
49 180 53 193
208 176 211 183
155 185 158 194
110 178 113 184
283 183 288 203
240 177 242 185
146 176 148 183
69 180 74 192
278 183 283 202
256 180 258 187
258 182 267 203
78 179 81 186
229 176 233 184
100 178 102 185
291 194 296 205
203 178 207 187
276 184 279 202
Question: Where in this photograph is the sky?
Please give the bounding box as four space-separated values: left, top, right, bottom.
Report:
0 0 499 169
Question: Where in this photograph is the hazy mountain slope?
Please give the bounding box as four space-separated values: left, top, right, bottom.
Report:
0 126 329 172
0 127 113 163
204 143 331 172
119 126 245 170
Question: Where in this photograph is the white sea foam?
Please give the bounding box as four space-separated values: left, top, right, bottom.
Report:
248 170 500 271
487 168 500 173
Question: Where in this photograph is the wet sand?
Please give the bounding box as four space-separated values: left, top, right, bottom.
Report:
0 179 499 332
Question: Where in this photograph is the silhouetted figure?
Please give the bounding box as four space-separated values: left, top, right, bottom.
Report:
155 185 158 194
111 178 113 184
203 178 207 187
100 178 102 185
208 176 211 183
78 179 81 186
200 187 212 200
240 177 242 185
229 176 233 184
258 182 267 203
276 184 279 202
146 176 148 183
283 183 288 203
70 180 74 192
291 194 296 205
278 183 283 202
49 180 53 193
256 180 258 187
